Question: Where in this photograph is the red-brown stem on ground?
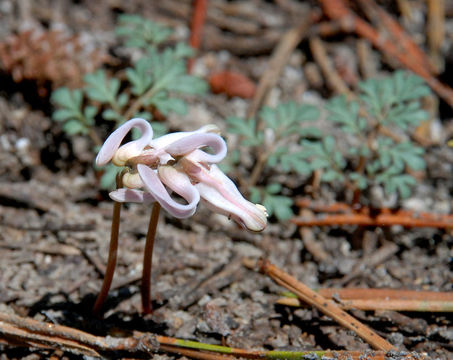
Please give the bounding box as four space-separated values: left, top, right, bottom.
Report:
259 259 396 351
187 0 208 73
319 0 453 107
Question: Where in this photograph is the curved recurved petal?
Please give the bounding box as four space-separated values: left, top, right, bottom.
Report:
109 188 156 203
158 165 200 211
192 164 267 232
95 118 153 167
149 125 226 163
137 164 198 218
164 133 227 163
149 124 221 150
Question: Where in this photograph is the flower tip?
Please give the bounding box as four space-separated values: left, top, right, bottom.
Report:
245 204 268 232
95 152 108 167
199 124 221 135
256 204 268 217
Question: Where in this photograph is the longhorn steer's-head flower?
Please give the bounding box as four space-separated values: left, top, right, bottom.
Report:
96 118 267 232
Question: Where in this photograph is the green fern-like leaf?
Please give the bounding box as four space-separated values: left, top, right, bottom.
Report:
84 70 120 105
115 14 172 49
325 96 366 134
259 101 320 138
226 117 263 146
359 71 430 129
51 88 92 135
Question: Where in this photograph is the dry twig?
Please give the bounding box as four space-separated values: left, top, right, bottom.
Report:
295 199 453 229
277 288 453 312
0 310 427 359
246 11 318 120
258 259 396 351
309 36 354 97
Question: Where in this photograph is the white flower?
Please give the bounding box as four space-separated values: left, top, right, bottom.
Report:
96 118 267 231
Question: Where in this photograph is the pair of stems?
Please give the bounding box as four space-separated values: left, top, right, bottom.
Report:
93 175 161 316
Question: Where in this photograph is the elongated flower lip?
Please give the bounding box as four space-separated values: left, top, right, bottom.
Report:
95 118 153 167
137 164 199 219
196 181 268 232
185 161 267 232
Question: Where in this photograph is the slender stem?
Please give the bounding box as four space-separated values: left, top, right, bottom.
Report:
247 151 269 189
92 174 124 316
88 128 103 147
123 85 160 120
92 201 122 315
141 202 161 314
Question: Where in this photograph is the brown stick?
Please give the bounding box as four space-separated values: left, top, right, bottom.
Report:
141 202 161 314
259 259 396 351
358 0 436 74
427 0 445 72
246 12 318 121
160 344 235 360
278 288 453 312
0 311 427 359
319 288 453 301
296 198 453 228
292 212 453 228
92 200 122 316
309 36 354 97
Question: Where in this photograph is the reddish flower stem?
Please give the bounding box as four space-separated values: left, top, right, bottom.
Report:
141 202 161 314
92 200 121 316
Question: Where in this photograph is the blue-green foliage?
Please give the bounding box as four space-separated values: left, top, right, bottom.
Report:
51 15 207 189
226 71 430 221
115 14 172 49
320 71 429 199
226 101 321 221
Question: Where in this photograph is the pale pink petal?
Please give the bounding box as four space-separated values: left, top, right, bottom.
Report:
149 125 226 163
96 118 153 167
164 133 227 163
158 165 200 210
109 188 156 203
190 164 267 232
137 164 198 218
149 124 220 149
